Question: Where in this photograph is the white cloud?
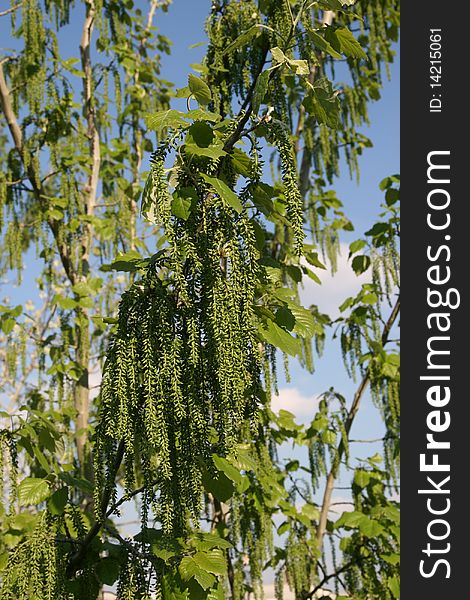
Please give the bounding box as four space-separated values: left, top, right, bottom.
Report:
272 387 321 423
300 244 369 318
329 496 355 516
89 367 102 400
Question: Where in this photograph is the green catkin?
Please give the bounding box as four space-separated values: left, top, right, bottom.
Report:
0 512 69 600
95 137 265 534
275 568 284 600
268 120 304 255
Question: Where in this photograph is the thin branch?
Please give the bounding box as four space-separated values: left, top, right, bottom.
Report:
66 450 160 575
349 437 384 443
0 3 22 18
55 537 82 545
222 45 270 154
66 439 125 576
79 0 100 268
316 297 400 546
105 478 159 519
297 9 335 198
0 62 76 284
304 560 355 599
74 0 101 476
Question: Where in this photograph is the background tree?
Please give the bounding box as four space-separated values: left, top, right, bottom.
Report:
0 1 400 598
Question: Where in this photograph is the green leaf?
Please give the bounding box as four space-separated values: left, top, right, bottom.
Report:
369 453 384 466
58 472 93 493
172 194 192 221
285 459 299 472
361 292 378 305
179 557 198 580
223 25 261 55
305 251 327 269
302 503 320 520
186 108 221 122
336 511 385 537
321 429 336 444
330 27 367 60
202 469 234 502
100 250 145 273
339 297 354 312
189 62 208 75
1 318 15 334
96 558 120 585
175 86 191 98
288 59 309 75
303 85 340 129
179 558 216 590
289 304 316 338
18 477 50 506
134 527 163 544
78 296 93 309
188 121 214 147
380 174 400 190
351 254 371 274
232 446 257 471
335 510 363 528
251 183 274 214
358 516 385 538
348 239 366 256
191 532 232 551
188 74 212 105
302 266 322 284
271 47 287 64
193 568 216 591
201 174 242 213
365 222 389 236
275 306 295 331
381 553 400 565
353 470 370 489
10 304 23 317
318 0 343 9
193 550 227 576
259 320 301 356
388 575 400 598
230 148 252 177
277 409 297 430
286 265 302 283
48 208 64 220
152 546 176 561
185 579 207 599
145 109 188 133
385 187 400 206
277 521 290 536
47 487 68 515
212 455 243 484
308 31 342 59
101 316 117 324
252 70 270 116
185 143 227 159
71 282 92 297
